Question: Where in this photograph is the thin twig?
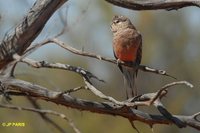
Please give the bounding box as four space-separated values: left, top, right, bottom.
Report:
27 97 66 133
0 103 81 133
126 81 193 107
23 38 175 78
139 65 176 79
149 81 193 105
64 86 85 94
12 55 104 83
83 77 125 105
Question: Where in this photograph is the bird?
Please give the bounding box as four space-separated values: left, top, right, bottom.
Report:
110 15 142 99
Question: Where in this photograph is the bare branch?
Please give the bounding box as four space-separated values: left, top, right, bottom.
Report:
139 65 176 79
27 97 66 133
154 100 186 128
25 38 116 64
83 77 125 105
149 81 193 105
13 55 189 109
0 103 81 133
105 0 200 10
1 77 200 130
15 56 104 82
64 86 85 94
14 55 179 108
24 38 175 79
0 0 68 69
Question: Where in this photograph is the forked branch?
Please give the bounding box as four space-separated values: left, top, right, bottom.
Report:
0 0 68 69
0 77 200 130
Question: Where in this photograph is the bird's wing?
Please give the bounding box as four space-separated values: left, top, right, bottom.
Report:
136 34 142 65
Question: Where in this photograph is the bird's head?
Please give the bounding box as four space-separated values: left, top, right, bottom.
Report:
110 15 135 33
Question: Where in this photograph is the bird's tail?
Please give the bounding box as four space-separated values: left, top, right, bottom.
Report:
121 66 137 99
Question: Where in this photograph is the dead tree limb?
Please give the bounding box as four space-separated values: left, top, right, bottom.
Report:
1 77 200 130
0 0 68 69
105 0 200 10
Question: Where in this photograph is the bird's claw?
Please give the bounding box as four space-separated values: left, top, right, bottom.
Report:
117 59 124 67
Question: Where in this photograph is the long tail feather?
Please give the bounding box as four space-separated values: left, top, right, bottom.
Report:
121 66 137 99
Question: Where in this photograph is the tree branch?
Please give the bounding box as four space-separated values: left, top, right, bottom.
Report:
0 103 81 133
0 0 68 69
24 38 175 79
1 77 200 130
27 97 66 133
12 55 104 82
105 0 200 10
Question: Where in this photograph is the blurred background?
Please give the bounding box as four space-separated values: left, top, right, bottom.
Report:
0 0 200 133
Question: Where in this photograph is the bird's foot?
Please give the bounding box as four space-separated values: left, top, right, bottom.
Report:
116 59 124 67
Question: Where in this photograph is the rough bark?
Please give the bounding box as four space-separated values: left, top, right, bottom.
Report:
105 0 200 10
0 0 67 69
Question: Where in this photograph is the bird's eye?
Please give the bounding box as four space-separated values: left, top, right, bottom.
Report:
114 19 120 24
